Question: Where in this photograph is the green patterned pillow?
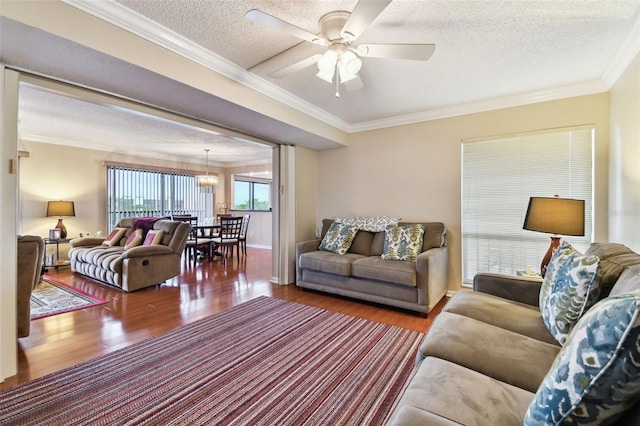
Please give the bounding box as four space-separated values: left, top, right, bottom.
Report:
381 224 425 261
539 240 601 345
319 223 359 255
525 291 640 425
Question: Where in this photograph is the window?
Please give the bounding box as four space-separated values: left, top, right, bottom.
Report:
106 165 213 229
461 126 594 285
233 177 271 210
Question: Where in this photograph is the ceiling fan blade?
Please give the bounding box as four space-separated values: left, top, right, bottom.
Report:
356 44 436 61
341 0 392 41
245 9 326 45
269 55 321 79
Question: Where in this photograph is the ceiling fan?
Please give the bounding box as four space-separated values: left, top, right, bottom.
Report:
245 0 435 97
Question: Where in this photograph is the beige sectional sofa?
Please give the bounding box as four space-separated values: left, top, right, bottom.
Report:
69 218 190 292
296 219 448 315
388 242 640 425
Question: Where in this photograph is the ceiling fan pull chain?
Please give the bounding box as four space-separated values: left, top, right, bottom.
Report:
335 62 340 98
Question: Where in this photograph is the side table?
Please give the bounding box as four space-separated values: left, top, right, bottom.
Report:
44 238 72 270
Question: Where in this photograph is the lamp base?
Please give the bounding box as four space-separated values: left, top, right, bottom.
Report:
55 218 68 239
540 236 562 277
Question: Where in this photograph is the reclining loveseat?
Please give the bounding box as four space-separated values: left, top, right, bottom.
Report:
69 217 189 292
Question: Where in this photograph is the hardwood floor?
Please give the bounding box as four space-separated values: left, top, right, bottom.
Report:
1 248 446 391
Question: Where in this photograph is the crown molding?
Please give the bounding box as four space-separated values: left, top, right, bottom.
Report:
60 0 638 136
347 80 610 132
61 0 350 132
602 14 640 88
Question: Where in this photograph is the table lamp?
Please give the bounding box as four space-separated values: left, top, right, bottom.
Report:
46 200 75 239
523 196 585 277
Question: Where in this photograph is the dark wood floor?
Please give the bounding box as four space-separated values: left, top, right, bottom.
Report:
1 248 446 391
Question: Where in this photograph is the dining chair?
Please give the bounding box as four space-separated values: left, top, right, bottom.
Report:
172 215 200 264
212 216 243 263
238 214 251 257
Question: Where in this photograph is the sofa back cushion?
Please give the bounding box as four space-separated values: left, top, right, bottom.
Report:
322 219 446 257
586 243 640 298
610 264 640 297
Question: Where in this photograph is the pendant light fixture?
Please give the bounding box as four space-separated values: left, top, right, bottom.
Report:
195 149 218 193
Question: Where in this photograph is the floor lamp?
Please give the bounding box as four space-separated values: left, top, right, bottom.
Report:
522 196 585 277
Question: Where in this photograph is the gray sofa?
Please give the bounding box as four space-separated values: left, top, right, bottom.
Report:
388 242 640 425
69 218 190 292
296 219 448 315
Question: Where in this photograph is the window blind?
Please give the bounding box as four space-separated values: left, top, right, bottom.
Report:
461 125 594 285
106 165 213 230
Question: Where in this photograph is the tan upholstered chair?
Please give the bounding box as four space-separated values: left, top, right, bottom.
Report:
17 235 45 338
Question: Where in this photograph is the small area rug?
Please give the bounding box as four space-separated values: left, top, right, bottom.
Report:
30 275 107 320
1 296 423 425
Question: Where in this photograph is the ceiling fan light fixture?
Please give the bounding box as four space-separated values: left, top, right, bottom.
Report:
339 50 362 81
317 49 338 82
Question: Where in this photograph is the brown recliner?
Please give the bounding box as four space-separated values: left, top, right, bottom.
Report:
17 235 45 338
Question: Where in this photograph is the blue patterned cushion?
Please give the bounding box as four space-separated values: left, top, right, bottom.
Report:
335 216 401 232
539 240 601 345
525 291 640 425
318 223 359 255
381 224 425 261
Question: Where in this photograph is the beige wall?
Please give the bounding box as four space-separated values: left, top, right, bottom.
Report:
609 52 640 252
19 141 226 244
316 93 610 291
294 146 319 243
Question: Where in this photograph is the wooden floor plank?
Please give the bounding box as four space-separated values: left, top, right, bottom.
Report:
2 248 445 390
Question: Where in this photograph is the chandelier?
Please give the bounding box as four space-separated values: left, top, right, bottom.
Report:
195 149 218 193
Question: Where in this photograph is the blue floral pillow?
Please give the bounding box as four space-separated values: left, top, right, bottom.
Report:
525 291 640 425
381 224 425 261
539 240 601 345
318 223 359 255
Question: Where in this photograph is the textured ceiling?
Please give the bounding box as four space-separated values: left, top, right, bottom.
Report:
2 0 640 166
115 0 640 122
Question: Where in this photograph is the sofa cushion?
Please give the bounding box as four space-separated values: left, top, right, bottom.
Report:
143 229 164 246
347 230 374 256
351 256 417 287
610 264 640 297
319 222 359 255
335 215 400 232
539 240 601 345
586 243 640 297
389 357 533 426
444 291 558 345
525 291 640 425
123 229 143 250
299 251 365 277
102 227 126 247
418 312 560 392
382 224 425 261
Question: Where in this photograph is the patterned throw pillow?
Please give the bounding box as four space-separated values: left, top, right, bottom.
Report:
525 291 640 425
335 216 401 232
124 228 143 250
143 230 164 246
539 240 601 345
381 224 425 261
102 227 126 247
319 223 359 255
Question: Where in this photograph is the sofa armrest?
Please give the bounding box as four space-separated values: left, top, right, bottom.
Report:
121 245 173 258
296 239 321 282
69 237 105 248
296 239 321 255
416 247 448 312
473 273 543 307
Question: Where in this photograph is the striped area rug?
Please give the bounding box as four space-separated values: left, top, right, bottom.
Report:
0 296 423 425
